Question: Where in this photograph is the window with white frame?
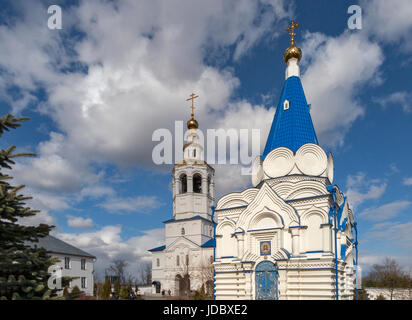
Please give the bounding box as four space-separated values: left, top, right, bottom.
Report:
64 257 70 269
283 99 290 110
81 258 86 270
81 277 86 289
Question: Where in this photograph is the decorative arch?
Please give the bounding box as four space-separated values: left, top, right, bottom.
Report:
301 209 325 252
301 206 328 225
249 208 284 231
216 219 236 258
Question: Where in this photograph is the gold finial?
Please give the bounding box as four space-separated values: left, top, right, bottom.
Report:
284 20 302 63
186 93 199 129
286 20 299 46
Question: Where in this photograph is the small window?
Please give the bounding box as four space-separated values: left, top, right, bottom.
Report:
176 255 180 266
186 254 189 265
283 99 290 110
81 258 86 270
81 277 86 289
181 227 185 235
193 149 196 158
64 257 70 269
156 258 160 267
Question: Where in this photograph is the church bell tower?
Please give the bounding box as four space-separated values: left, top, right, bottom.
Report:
172 93 215 221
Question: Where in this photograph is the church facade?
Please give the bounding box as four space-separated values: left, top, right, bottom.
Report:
149 96 215 296
213 22 358 300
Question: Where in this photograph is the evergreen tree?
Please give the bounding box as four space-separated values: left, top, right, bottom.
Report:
119 286 129 300
70 285 82 300
62 286 70 299
0 114 55 300
101 278 111 299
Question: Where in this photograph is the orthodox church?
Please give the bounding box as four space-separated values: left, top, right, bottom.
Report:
213 21 358 300
150 21 358 300
149 94 215 296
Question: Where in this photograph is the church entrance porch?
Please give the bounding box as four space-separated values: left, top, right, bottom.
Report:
152 281 161 294
255 261 278 300
175 274 191 297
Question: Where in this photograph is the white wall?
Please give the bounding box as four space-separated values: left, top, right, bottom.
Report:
53 253 95 297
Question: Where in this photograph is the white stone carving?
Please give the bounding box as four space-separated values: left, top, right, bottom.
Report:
263 147 294 178
295 143 327 176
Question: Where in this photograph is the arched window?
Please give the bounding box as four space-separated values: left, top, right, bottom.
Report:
180 174 187 194
193 173 202 193
181 227 185 235
186 254 189 265
193 149 196 158
176 255 180 266
207 176 211 195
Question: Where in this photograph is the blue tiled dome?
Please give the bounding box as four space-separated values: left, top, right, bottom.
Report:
262 76 318 158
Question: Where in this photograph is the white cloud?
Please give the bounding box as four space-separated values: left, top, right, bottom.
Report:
100 196 163 214
364 220 412 247
359 200 412 222
80 185 115 199
55 225 164 279
362 0 412 51
403 177 412 186
301 31 383 147
67 215 94 229
345 172 387 209
374 91 412 113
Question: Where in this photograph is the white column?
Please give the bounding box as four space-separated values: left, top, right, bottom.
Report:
187 176 193 193
201 177 207 195
291 228 299 256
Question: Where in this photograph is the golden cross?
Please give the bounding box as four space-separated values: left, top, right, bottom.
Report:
186 93 199 118
286 20 299 46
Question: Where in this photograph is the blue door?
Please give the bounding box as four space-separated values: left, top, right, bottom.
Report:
255 261 278 300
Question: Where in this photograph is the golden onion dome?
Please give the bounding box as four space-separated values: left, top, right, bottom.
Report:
284 45 302 63
187 118 198 130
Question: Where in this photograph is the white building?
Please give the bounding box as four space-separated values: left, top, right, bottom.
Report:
214 22 358 300
149 99 215 296
32 235 96 296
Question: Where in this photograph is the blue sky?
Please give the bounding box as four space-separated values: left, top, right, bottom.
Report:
1 0 411 278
